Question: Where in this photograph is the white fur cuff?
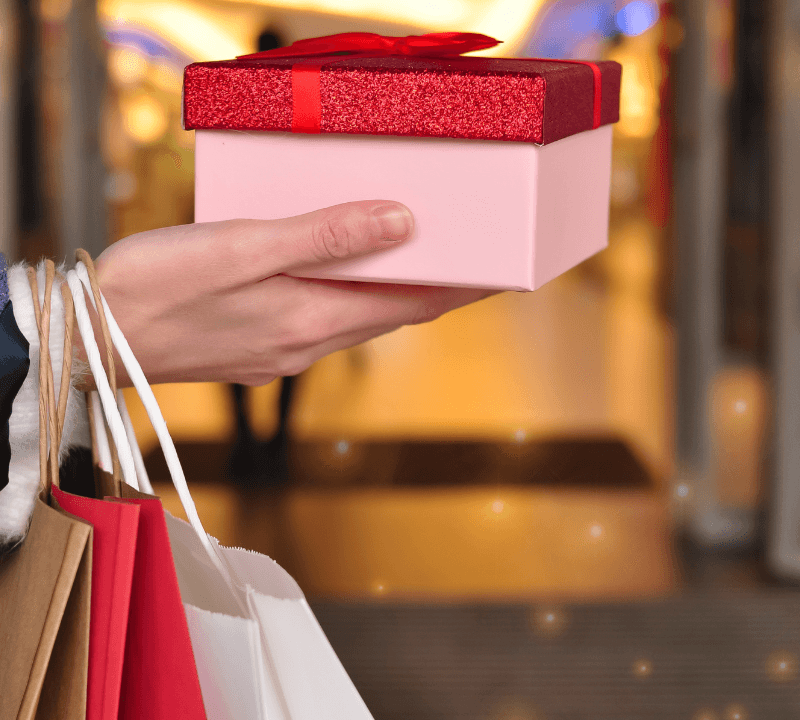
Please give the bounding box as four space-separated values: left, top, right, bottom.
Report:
0 260 92 545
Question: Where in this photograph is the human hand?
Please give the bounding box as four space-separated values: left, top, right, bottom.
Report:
73 200 496 389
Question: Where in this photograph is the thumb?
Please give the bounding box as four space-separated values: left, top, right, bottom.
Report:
263 200 414 274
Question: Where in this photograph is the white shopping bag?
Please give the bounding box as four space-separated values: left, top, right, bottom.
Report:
67 262 375 720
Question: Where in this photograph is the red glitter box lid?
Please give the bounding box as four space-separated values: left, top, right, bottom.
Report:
183 55 621 145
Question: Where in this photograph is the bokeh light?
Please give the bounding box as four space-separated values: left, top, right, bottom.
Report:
766 651 798 682
108 47 148 86
693 710 718 720
616 1 660 37
530 606 569 637
609 46 661 138
490 698 542 720
335 440 351 455
674 483 691 499
723 704 748 720
121 93 168 144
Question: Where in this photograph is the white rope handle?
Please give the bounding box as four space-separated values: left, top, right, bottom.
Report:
66 270 140 491
89 391 113 474
89 389 153 494
71 262 235 584
118 389 153 494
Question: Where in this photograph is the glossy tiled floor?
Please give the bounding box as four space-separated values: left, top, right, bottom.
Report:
130 267 679 601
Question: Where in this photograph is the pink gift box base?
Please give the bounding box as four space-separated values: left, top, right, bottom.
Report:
194 125 613 291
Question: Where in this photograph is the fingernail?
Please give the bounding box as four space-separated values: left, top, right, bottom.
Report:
371 204 413 241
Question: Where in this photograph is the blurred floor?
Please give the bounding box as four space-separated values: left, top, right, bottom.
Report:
311 593 800 720
135 268 680 601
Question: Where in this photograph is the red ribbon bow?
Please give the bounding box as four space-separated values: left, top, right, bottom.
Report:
238 31 502 60
236 32 601 136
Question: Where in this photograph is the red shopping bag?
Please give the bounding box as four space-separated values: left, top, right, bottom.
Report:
67 249 207 719
50 487 140 720
114 488 208 719
54 478 207 720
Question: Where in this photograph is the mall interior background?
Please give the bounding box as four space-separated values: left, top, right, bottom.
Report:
3 1 800 718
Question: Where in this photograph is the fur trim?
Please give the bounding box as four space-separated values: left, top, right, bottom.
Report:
0 260 91 546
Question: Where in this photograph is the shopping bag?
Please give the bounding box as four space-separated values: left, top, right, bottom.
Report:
66 253 207 720
70 259 376 719
27 260 142 720
0 263 93 720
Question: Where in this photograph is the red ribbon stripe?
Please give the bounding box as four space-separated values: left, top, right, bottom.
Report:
237 32 603 136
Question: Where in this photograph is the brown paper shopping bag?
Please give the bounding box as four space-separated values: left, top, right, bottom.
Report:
0 263 93 720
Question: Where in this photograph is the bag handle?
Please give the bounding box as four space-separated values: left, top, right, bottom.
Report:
63 266 141 492
72 250 153 494
65 261 236 584
69 263 155 497
27 261 74 494
74 249 126 492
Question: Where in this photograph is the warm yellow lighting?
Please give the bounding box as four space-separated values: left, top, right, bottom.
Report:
243 377 281 440
174 124 195 150
109 47 148 86
258 0 474 26
632 658 653 678
99 1 251 60
122 93 168 144
604 217 659 296
710 366 769 507
469 0 546 56
99 0 546 61
281 488 674 599
150 60 183 93
607 41 661 139
152 481 240 544
123 383 235 457
588 523 604 541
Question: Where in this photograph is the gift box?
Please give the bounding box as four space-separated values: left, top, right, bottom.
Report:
185 33 621 291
